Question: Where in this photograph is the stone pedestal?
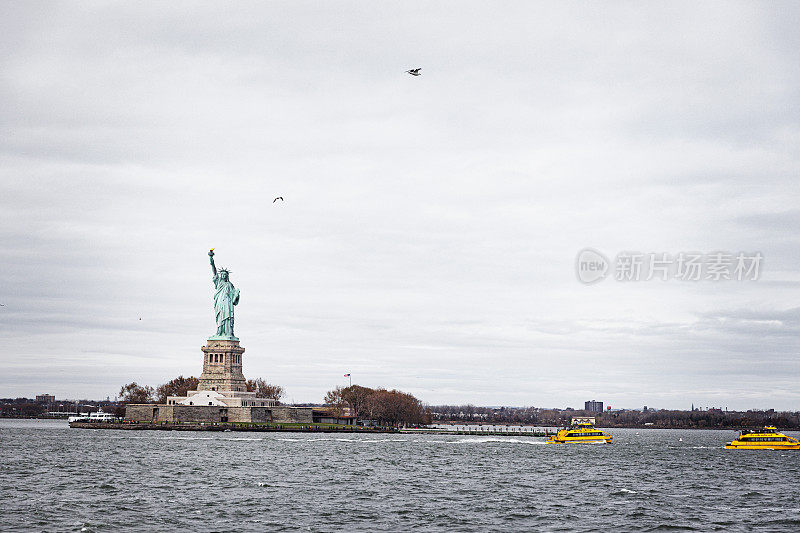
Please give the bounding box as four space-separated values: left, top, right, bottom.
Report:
198 338 247 392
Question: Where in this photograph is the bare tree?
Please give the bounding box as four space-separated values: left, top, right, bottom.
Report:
324 385 428 427
119 382 154 404
246 378 285 404
155 376 199 403
341 385 374 418
324 386 347 416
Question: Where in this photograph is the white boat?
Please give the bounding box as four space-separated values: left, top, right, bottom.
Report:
69 410 118 423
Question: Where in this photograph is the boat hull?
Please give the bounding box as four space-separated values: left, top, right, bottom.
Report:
549 437 612 444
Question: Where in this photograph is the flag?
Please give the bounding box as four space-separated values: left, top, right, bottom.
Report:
344 373 350 377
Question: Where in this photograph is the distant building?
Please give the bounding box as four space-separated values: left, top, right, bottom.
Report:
584 400 603 413
643 406 648 412
312 407 356 425
36 394 55 404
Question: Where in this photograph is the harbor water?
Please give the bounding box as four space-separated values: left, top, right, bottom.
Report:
2 419 799 532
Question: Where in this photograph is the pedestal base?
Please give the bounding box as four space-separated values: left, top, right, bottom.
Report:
197 338 247 392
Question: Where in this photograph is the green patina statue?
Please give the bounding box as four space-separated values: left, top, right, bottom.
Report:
208 249 240 340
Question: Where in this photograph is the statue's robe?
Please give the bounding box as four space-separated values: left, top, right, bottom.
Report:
213 274 240 336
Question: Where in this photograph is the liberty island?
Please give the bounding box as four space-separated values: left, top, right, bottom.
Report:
123 250 314 424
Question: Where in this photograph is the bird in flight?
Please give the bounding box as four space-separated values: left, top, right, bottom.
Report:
406 68 421 76
273 197 284 203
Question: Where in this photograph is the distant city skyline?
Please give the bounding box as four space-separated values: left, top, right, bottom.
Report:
5 394 784 416
1 3 799 409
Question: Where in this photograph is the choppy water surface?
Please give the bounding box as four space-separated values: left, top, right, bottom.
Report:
2 420 799 532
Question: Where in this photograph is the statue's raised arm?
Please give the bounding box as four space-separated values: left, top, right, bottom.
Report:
209 249 217 278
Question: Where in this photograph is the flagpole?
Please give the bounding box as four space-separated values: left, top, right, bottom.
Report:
349 374 352 387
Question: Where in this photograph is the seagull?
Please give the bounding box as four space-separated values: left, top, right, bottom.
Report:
273 197 284 203
406 68 421 76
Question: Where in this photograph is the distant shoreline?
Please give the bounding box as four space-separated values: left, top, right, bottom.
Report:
434 421 800 431
68 420 399 433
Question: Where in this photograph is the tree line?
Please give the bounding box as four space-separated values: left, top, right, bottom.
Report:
428 404 800 429
118 377 285 404
1 397 119 418
324 385 431 426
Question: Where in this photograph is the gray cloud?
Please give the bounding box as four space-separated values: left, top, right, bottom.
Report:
1 2 799 409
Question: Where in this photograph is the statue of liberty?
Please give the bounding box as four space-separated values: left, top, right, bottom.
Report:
208 249 240 339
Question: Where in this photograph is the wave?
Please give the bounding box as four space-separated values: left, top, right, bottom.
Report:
448 437 549 445
643 525 701 531
155 436 214 440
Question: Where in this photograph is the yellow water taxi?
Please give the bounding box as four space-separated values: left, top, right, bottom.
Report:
725 426 800 450
548 422 612 444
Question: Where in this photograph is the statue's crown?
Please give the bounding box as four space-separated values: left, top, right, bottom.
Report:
219 267 231 274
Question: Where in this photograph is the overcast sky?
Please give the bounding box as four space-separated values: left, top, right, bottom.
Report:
1 2 798 409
